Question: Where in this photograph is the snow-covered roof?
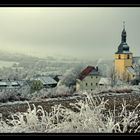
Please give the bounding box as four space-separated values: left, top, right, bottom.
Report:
17 81 25 86
11 81 19 86
127 67 136 75
36 76 57 85
133 57 140 64
0 82 8 86
0 80 25 88
99 78 111 85
57 75 63 80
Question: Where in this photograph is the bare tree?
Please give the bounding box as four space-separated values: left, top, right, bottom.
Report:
59 65 84 87
109 66 118 87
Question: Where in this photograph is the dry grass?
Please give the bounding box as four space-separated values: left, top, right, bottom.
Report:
0 92 140 133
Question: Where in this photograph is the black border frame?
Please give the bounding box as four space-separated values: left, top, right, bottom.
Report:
0 1 140 136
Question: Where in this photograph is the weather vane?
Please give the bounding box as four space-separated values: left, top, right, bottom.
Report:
123 21 125 29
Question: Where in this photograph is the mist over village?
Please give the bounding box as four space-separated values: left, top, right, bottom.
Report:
0 7 140 133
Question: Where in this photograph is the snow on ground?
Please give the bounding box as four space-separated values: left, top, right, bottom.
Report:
0 100 28 107
0 85 140 108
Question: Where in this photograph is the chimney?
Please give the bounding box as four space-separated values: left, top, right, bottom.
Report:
96 66 98 71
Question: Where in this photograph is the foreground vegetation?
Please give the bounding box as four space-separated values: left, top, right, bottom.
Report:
0 93 140 133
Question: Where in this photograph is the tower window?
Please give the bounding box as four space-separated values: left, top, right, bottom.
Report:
86 83 88 86
91 83 93 86
127 55 130 59
118 55 121 59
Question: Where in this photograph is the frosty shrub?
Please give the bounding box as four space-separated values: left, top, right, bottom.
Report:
0 87 30 103
95 85 134 95
28 85 72 100
55 85 71 97
0 92 140 133
0 91 20 103
29 89 51 101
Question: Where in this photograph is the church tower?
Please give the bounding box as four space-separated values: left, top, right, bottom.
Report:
114 22 133 81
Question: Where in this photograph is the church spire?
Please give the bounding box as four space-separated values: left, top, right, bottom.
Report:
116 22 130 54
121 21 126 43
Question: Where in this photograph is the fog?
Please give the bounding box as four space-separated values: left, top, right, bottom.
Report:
0 7 140 60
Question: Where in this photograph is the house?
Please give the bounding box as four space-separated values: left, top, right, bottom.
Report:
35 76 57 88
76 66 101 92
0 80 28 92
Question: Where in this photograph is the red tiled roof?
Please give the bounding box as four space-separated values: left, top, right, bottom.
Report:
79 66 96 80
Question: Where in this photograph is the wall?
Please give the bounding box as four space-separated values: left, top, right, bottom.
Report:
76 75 101 92
114 53 133 80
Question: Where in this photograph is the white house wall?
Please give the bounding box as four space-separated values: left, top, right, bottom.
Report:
76 75 101 92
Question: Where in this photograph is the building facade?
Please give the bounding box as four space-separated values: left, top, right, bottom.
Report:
76 66 101 92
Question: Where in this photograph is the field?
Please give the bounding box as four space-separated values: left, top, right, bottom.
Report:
0 91 140 133
0 90 140 127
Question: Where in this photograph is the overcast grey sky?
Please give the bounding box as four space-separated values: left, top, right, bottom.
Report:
0 7 140 60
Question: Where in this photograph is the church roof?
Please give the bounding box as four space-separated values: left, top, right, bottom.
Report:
116 42 131 54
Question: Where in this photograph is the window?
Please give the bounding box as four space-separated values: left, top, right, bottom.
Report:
96 76 98 78
86 83 88 86
127 55 130 59
91 76 93 79
118 55 121 59
91 89 92 91
91 83 93 86
96 83 98 86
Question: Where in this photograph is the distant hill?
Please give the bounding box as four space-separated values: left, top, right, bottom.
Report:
0 51 39 62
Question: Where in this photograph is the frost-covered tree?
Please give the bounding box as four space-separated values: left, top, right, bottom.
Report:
30 80 43 93
55 85 71 96
108 66 118 87
58 65 84 87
